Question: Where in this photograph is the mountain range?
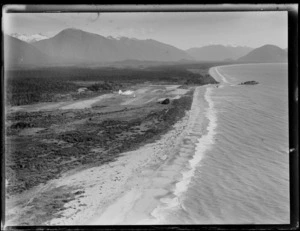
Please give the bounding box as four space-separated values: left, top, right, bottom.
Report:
186 45 253 61
5 28 288 68
31 28 192 64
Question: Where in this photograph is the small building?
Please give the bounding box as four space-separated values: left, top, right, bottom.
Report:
78 87 88 93
118 90 135 96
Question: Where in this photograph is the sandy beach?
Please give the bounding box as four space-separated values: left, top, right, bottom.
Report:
5 84 209 226
46 107 190 225
36 85 207 225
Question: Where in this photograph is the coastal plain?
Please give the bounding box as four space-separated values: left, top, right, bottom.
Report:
5 63 219 225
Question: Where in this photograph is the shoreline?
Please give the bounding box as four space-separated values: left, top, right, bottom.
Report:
87 85 211 225
48 99 194 225
208 62 288 86
5 84 195 225
210 62 288 70
144 86 215 224
5 85 198 226
210 67 229 84
43 63 289 225
5 81 218 226
208 65 231 85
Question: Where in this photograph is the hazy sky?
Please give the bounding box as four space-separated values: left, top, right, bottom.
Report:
3 11 288 49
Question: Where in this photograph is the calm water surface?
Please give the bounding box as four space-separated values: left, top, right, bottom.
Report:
154 63 289 224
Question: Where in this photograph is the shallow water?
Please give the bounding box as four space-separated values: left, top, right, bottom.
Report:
152 63 289 224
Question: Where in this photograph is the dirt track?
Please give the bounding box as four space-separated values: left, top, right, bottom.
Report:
7 84 189 113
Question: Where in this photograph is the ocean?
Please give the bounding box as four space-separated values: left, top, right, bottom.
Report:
151 63 289 224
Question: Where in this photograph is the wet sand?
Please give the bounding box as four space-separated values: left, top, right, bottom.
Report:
86 85 209 225
6 85 208 226
44 101 192 225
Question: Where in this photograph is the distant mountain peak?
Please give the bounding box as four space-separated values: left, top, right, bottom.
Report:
57 28 95 36
238 44 287 63
186 44 254 61
57 28 85 35
60 28 82 32
257 44 283 49
53 28 108 41
9 32 48 43
30 28 192 64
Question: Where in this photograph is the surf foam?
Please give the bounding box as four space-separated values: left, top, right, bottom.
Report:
150 86 218 223
215 67 229 84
